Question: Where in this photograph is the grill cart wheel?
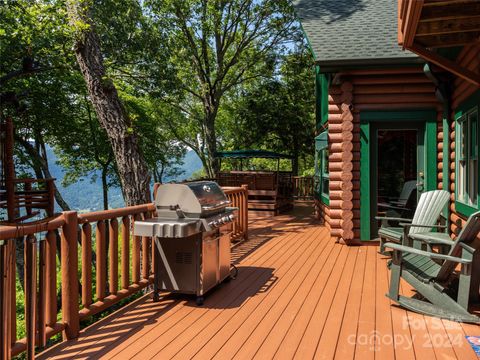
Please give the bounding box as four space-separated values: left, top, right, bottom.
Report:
152 292 160 302
196 296 204 306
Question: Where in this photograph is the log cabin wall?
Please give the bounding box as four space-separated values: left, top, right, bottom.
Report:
322 66 441 244
448 42 480 238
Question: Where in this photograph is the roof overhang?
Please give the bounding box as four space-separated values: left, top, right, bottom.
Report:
398 0 480 86
214 150 294 160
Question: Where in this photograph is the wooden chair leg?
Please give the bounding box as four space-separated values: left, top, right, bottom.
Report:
458 264 472 310
388 251 402 301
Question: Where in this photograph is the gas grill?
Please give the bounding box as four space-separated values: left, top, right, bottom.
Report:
133 181 237 305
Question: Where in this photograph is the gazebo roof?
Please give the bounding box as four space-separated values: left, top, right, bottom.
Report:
215 150 294 160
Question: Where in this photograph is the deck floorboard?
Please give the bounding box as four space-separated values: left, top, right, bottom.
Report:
38 209 479 360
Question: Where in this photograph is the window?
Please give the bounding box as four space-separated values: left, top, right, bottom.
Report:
315 131 329 204
456 105 479 214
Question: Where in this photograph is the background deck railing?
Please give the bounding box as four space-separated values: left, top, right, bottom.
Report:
0 178 55 222
0 186 248 359
222 185 249 241
292 176 314 200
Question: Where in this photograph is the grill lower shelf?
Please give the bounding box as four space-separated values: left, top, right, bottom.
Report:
152 229 232 305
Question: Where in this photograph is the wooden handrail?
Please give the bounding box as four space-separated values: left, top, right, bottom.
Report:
1 189 249 359
292 176 315 200
223 185 249 241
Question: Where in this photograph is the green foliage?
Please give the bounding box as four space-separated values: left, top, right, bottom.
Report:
220 47 316 174
142 0 299 177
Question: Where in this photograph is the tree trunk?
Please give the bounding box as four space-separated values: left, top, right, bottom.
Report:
66 1 151 206
101 166 109 210
204 112 219 178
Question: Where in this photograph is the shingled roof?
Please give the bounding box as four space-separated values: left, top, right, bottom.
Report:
292 0 419 71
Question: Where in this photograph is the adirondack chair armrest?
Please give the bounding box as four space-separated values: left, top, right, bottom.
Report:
375 216 413 222
383 242 473 264
413 236 453 246
399 223 447 231
459 242 476 254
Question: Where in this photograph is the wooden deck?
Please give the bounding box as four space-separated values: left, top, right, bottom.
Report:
39 206 480 360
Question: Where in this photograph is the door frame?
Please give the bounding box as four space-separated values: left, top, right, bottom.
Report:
359 110 437 241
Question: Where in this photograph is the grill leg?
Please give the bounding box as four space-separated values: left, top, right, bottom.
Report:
153 237 160 302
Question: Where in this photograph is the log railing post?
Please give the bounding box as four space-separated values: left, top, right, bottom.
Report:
121 216 130 290
241 185 249 240
24 235 36 360
0 240 11 360
61 211 79 340
109 218 118 295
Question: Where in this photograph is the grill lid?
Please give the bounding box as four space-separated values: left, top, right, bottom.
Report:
155 181 230 218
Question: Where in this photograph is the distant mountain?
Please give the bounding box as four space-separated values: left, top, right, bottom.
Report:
45 146 203 212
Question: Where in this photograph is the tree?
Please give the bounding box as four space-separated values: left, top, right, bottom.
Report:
221 48 316 175
66 0 151 206
145 0 297 177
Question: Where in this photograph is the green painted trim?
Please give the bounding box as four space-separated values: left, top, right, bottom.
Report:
360 121 371 241
320 193 330 206
359 109 437 241
315 69 329 130
455 201 477 217
361 110 435 122
454 90 480 217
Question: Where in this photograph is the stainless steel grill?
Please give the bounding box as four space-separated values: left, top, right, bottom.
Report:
133 181 237 305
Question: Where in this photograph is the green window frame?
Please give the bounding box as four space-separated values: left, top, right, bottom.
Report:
315 131 329 205
455 94 479 217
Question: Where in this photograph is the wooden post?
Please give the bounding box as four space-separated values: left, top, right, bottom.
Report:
24 235 36 360
81 224 92 307
96 220 106 300
121 216 130 289
109 218 118 295
37 237 47 348
0 240 10 360
45 231 57 328
241 185 249 240
61 211 79 340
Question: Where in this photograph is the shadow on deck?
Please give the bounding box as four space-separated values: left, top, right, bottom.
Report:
38 203 480 360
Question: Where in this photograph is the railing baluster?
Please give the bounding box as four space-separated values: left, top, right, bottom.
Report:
132 214 141 284
121 216 130 290
10 240 16 349
109 218 118 295
96 220 106 300
0 240 11 360
45 230 57 328
24 235 36 360
81 224 92 307
61 211 79 340
37 236 47 348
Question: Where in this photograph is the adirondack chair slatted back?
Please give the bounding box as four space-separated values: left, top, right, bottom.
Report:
437 211 480 281
409 190 450 235
398 180 417 206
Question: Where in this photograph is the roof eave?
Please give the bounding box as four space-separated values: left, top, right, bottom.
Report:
315 56 424 73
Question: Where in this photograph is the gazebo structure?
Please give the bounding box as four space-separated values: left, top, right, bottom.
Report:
215 150 294 216
0 117 55 223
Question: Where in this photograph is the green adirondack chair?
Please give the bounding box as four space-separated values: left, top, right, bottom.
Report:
384 211 480 323
377 190 450 254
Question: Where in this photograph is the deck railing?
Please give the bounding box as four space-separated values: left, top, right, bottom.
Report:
292 176 314 200
0 204 156 359
0 178 55 222
0 186 248 359
222 185 249 241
